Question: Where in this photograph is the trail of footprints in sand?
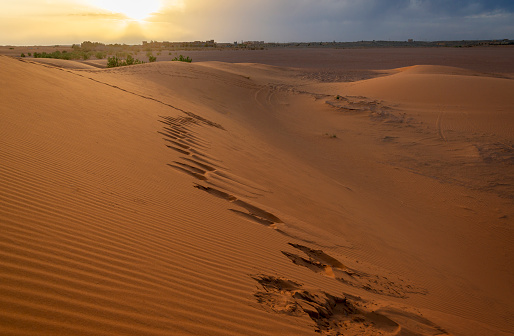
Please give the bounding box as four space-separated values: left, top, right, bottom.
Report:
159 113 441 335
159 114 285 228
160 113 425 298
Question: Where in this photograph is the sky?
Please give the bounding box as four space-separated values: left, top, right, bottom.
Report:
1 0 513 45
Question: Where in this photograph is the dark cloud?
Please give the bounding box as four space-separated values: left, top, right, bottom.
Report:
156 0 514 42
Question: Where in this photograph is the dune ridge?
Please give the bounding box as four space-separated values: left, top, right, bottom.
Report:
1 54 513 335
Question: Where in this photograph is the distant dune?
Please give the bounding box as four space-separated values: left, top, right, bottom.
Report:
0 49 513 336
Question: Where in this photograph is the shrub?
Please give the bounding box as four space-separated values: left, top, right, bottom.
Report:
148 54 157 62
107 56 120 68
32 50 83 60
171 55 192 63
28 53 32 56
126 54 137 65
95 52 105 59
20 53 26 57
107 55 144 68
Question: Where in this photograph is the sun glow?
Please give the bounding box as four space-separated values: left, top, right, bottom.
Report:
89 0 162 21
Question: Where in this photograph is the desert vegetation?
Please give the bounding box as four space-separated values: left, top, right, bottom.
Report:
33 50 91 60
107 54 145 68
171 55 192 63
147 52 157 63
20 42 195 66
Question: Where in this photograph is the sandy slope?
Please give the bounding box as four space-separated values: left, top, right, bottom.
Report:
15 58 101 70
1 55 513 336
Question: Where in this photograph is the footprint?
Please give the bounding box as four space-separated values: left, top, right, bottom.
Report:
193 184 283 224
253 275 447 336
289 243 346 269
228 209 276 227
191 154 223 167
168 164 206 180
252 275 401 335
162 127 187 139
283 243 426 299
166 145 190 155
232 199 283 223
158 131 178 140
193 183 237 201
181 157 216 171
173 162 206 175
165 139 190 150
282 251 337 278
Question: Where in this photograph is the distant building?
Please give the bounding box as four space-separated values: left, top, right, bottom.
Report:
408 39 414 43
244 41 265 45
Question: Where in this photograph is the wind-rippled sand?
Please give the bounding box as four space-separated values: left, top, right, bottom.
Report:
1 48 513 335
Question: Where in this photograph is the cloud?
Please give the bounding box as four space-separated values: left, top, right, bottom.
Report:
144 0 514 42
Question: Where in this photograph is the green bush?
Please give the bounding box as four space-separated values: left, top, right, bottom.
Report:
171 55 192 63
20 53 26 57
107 55 145 68
107 56 121 68
146 51 157 62
32 50 90 60
126 54 136 65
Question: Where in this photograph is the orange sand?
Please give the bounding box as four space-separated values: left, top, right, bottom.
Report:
0 49 513 335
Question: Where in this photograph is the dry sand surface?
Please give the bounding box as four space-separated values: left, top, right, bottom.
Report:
1 48 513 335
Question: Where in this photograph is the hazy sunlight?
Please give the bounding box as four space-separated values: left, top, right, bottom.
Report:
89 0 162 21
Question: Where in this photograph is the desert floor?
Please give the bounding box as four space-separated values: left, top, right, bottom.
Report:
1 47 513 335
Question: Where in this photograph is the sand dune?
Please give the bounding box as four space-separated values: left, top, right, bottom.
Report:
18 58 101 70
1 54 513 335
